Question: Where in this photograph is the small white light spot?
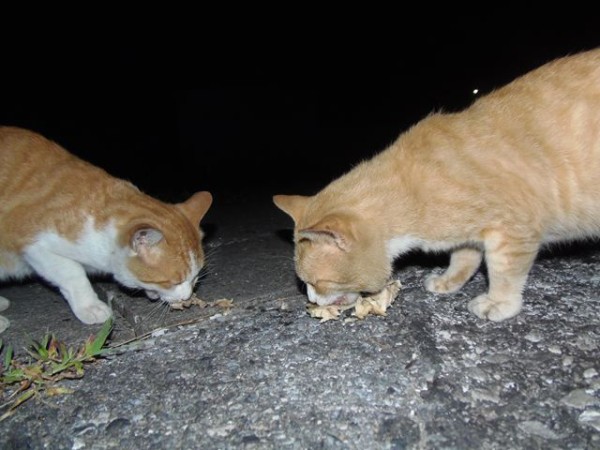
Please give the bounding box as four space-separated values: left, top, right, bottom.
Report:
473 88 479 95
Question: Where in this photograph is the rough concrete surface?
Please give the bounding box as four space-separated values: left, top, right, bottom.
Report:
1 191 600 449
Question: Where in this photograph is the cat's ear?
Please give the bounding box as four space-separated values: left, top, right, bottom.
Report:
131 228 163 253
177 191 213 225
298 215 355 252
273 195 310 223
129 227 164 265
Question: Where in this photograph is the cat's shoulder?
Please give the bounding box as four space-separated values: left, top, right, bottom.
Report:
0 126 69 157
0 126 52 144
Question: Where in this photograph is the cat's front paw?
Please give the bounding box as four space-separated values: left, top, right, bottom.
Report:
0 295 10 312
425 273 464 294
468 294 522 322
72 300 113 325
0 315 10 334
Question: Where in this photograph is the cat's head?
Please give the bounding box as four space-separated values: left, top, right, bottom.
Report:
116 191 213 303
273 194 391 306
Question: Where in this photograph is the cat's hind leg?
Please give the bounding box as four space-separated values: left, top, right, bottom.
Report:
23 249 112 324
425 247 482 294
468 231 539 321
0 296 10 333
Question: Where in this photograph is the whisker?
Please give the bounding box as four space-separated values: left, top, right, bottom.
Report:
206 246 224 257
203 247 221 259
140 300 168 324
157 302 172 327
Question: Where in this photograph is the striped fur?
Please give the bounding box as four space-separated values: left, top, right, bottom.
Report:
0 127 212 326
274 48 600 321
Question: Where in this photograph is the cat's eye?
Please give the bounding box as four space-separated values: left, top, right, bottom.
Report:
313 280 343 292
139 278 170 285
143 279 181 289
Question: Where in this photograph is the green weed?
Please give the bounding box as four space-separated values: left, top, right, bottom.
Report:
0 318 113 421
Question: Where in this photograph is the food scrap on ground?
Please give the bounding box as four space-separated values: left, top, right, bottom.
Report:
212 298 234 309
307 280 402 323
170 296 234 311
169 295 208 311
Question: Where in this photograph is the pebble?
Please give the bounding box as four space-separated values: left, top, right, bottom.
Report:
579 410 600 432
518 421 560 440
560 389 599 408
151 328 168 337
437 330 452 340
524 333 542 343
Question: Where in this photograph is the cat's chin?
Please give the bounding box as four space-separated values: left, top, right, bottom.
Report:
145 290 187 304
313 293 361 307
333 294 360 306
306 284 360 306
145 290 161 300
144 281 194 303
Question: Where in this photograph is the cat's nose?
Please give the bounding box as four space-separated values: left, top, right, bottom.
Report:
163 282 193 302
145 290 160 300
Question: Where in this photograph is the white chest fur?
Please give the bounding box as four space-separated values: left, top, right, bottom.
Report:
386 236 424 259
386 235 461 260
18 217 118 324
26 218 124 274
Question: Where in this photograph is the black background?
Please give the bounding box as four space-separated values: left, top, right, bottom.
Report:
2 19 599 202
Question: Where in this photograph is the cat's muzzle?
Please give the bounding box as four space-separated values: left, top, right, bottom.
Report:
307 285 360 306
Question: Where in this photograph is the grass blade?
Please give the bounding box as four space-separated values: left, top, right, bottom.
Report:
88 318 113 356
3 345 13 369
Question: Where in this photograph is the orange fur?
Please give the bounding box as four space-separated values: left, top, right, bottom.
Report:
0 126 212 324
274 48 600 321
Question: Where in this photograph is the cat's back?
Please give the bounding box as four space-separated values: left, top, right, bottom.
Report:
0 127 200 249
0 126 118 205
0 127 138 249
402 48 600 161
517 47 598 86
473 48 600 120
0 126 100 187
470 49 600 167
0 126 85 155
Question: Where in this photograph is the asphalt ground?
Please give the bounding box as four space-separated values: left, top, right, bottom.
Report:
1 190 600 449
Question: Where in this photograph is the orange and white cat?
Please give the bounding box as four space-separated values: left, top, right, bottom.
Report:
274 48 600 322
0 127 212 332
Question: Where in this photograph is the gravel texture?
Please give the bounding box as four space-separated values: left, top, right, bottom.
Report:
1 193 600 449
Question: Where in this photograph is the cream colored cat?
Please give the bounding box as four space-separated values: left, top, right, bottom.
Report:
0 127 212 331
274 48 600 322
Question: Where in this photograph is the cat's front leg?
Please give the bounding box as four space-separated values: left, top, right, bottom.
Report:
0 296 10 333
425 247 483 293
23 248 112 324
468 231 539 321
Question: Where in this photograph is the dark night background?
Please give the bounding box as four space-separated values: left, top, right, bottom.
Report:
2 21 599 204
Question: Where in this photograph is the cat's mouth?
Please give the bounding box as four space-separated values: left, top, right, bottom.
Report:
145 290 184 303
331 294 359 306
308 293 360 306
144 281 194 303
306 285 361 306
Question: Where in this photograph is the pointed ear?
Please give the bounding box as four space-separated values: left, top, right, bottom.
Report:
298 214 355 252
177 191 213 225
131 227 164 253
273 194 310 223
